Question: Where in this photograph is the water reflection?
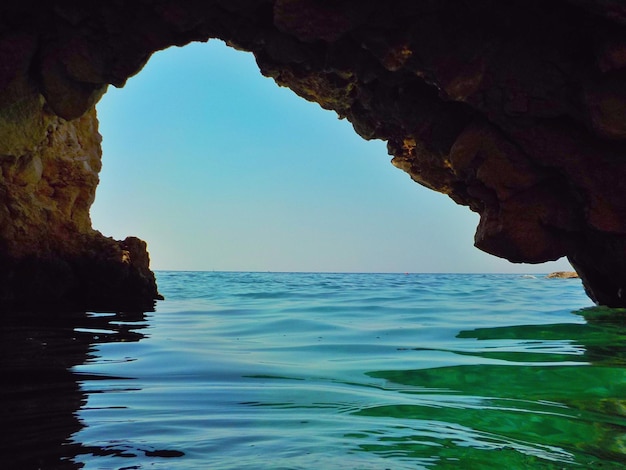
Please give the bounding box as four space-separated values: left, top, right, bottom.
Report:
0 310 148 469
360 307 626 469
3 300 626 469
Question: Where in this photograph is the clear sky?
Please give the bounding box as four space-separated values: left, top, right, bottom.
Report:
91 40 573 274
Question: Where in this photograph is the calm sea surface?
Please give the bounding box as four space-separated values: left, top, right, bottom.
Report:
3 272 626 469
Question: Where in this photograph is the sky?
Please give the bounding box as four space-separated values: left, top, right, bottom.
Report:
91 40 573 274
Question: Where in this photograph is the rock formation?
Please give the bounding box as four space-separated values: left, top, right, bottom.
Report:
2 0 626 307
547 271 580 279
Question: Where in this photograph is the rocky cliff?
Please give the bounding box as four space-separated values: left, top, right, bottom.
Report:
2 0 626 307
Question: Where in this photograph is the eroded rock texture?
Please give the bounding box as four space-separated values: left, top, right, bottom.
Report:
2 0 626 307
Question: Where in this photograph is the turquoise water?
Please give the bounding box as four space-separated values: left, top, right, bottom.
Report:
4 272 626 469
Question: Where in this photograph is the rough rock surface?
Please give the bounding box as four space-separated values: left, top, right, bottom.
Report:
3 0 626 307
547 271 581 279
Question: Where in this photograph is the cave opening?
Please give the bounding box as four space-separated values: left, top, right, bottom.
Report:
92 40 571 275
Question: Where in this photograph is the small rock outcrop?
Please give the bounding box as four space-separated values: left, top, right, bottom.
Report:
3 1 626 307
547 272 580 279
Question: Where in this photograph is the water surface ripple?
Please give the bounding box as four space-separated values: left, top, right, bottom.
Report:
3 272 626 469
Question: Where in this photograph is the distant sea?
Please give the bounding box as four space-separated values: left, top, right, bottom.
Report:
3 272 626 469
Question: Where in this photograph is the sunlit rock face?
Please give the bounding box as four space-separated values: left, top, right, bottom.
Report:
0 29 159 309
2 0 626 306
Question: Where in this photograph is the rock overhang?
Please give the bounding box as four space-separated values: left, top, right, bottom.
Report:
2 0 626 307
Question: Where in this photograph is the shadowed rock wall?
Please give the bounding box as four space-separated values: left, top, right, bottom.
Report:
2 0 626 307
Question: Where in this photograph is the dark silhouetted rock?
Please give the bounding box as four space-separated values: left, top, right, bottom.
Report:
2 1 626 307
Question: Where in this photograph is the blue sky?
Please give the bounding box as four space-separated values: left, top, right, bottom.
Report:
91 40 572 273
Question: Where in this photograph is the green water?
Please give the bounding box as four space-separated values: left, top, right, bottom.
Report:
2 273 625 469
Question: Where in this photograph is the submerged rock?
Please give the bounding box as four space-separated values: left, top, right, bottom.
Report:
2 1 626 307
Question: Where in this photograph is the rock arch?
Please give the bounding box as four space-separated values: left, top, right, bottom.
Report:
2 0 626 308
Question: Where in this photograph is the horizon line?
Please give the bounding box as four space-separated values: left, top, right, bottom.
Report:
153 269 573 275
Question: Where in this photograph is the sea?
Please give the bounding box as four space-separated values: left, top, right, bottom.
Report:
3 271 626 469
